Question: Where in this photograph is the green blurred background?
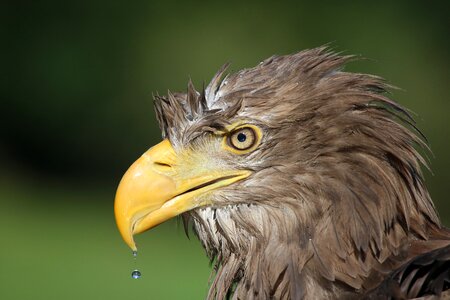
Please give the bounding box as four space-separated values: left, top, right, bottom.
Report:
2 1 449 299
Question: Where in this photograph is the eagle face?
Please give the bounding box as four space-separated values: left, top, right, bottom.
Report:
114 47 448 299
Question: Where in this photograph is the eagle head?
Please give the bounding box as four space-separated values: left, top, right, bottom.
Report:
114 47 445 299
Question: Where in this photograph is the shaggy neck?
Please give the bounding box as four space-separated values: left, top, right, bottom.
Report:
190 189 442 299
191 205 339 299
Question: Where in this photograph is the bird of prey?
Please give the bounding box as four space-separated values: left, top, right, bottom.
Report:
114 47 450 299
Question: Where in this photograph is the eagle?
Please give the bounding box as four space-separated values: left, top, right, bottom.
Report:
114 47 450 299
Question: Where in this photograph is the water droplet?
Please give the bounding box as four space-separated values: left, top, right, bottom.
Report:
132 250 137 258
131 270 141 279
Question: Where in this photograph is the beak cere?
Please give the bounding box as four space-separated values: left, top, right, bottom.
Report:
114 139 251 251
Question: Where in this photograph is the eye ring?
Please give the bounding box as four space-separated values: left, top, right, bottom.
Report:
227 127 258 151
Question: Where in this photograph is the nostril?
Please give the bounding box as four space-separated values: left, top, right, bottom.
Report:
154 161 172 168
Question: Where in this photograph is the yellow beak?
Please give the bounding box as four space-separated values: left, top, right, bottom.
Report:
114 139 251 251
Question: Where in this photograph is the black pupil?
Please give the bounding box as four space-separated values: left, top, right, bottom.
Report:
237 132 247 142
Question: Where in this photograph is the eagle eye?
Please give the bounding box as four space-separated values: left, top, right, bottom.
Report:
224 125 261 153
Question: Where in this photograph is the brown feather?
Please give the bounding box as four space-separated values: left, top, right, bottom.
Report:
153 46 450 299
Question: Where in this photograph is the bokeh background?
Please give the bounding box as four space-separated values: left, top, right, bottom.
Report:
2 1 449 299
